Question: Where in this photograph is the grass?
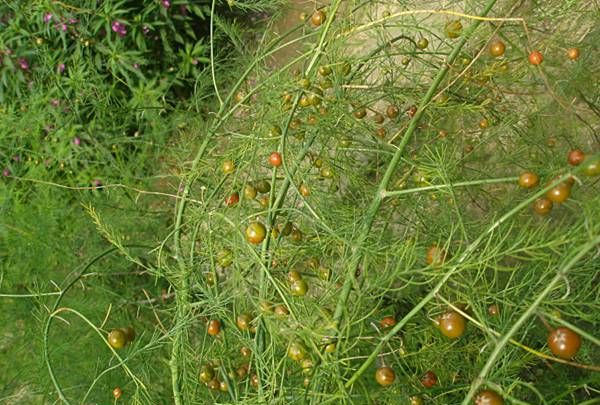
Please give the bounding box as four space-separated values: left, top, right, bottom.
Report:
2 0 600 404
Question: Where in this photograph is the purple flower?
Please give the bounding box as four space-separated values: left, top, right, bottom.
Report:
56 22 68 32
12 155 20 162
57 63 65 74
18 58 29 71
2 168 10 177
111 21 127 37
162 0 171 8
142 25 150 35
43 13 53 23
93 179 102 188
73 137 81 146
133 63 140 69
68 18 79 24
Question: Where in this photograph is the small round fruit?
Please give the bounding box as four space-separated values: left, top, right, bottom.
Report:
325 343 336 353
489 40 506 57
353 108 367 119
244 184 257 200
236 365 249 379
475 390 504 405
528 50 543 65
245 222 267 244
417 38 429 49
219 380 228 392
479 118 489 129
518 171 539 189
222 160 235 174
445 20 463 38
375 366 395 386
240 346 251 357
217 249 233 268
566 47 580 61
274 304 290 317
311 10 326 27
547 327 581 359
380 316 397 329
237 313 253 331
421 370 437 388
567 149 585 166
113 387 122 399
488 304 499 316
269 152 282 167
199 365 215 383
250 374 259 388
299 183 310 197
206 378 220 390
582 157 600 176
280 222 293 236
288 270 302 282
207 319 221 336
318 65 332 76
386 104 399 119
410 396 424 405
288 341 307 361
258 195 270 209
299 95 311 107
373 112 385 124
533 198 553 215
269 126 282 137
290 228 303 242
108 329 127 349
255 179 271 193
298 78 311 89
225 192 239 207
438 311 466 339
318 266 331 281
121 326 136 343
290 279 308 296
320 167 333 178
426 245 448 266
546 182 571 203
407 105 417 118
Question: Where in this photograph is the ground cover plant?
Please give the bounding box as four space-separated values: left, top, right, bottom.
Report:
1 0 600 404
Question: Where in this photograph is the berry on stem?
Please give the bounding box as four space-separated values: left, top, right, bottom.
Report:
528 50 543 65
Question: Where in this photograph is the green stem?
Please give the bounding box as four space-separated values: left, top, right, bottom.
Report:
332 0 500 337
344 171 576 388
462 233 600 403
383 176 519 197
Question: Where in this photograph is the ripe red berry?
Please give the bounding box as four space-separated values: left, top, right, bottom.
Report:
567 149 585 166
547 327 581 359
420 370 437 388
528 50 543 65
225 192 239 206
269 152 282 167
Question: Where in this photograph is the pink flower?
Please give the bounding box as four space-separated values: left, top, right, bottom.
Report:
12 155 20 162
18 58 29 71
111 21 127 37
162 0 171 8
57 63 65 74
2 168 10 177
133 63 140 69
73 137 81 146
68 18 79 24
43 13 53 23
56 22 68 32
142 25 150 35
50 99 60 107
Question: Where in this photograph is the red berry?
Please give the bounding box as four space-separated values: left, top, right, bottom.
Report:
269 152 282 167
528 50 543 65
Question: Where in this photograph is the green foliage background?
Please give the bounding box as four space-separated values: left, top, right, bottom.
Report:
1 0 599 404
